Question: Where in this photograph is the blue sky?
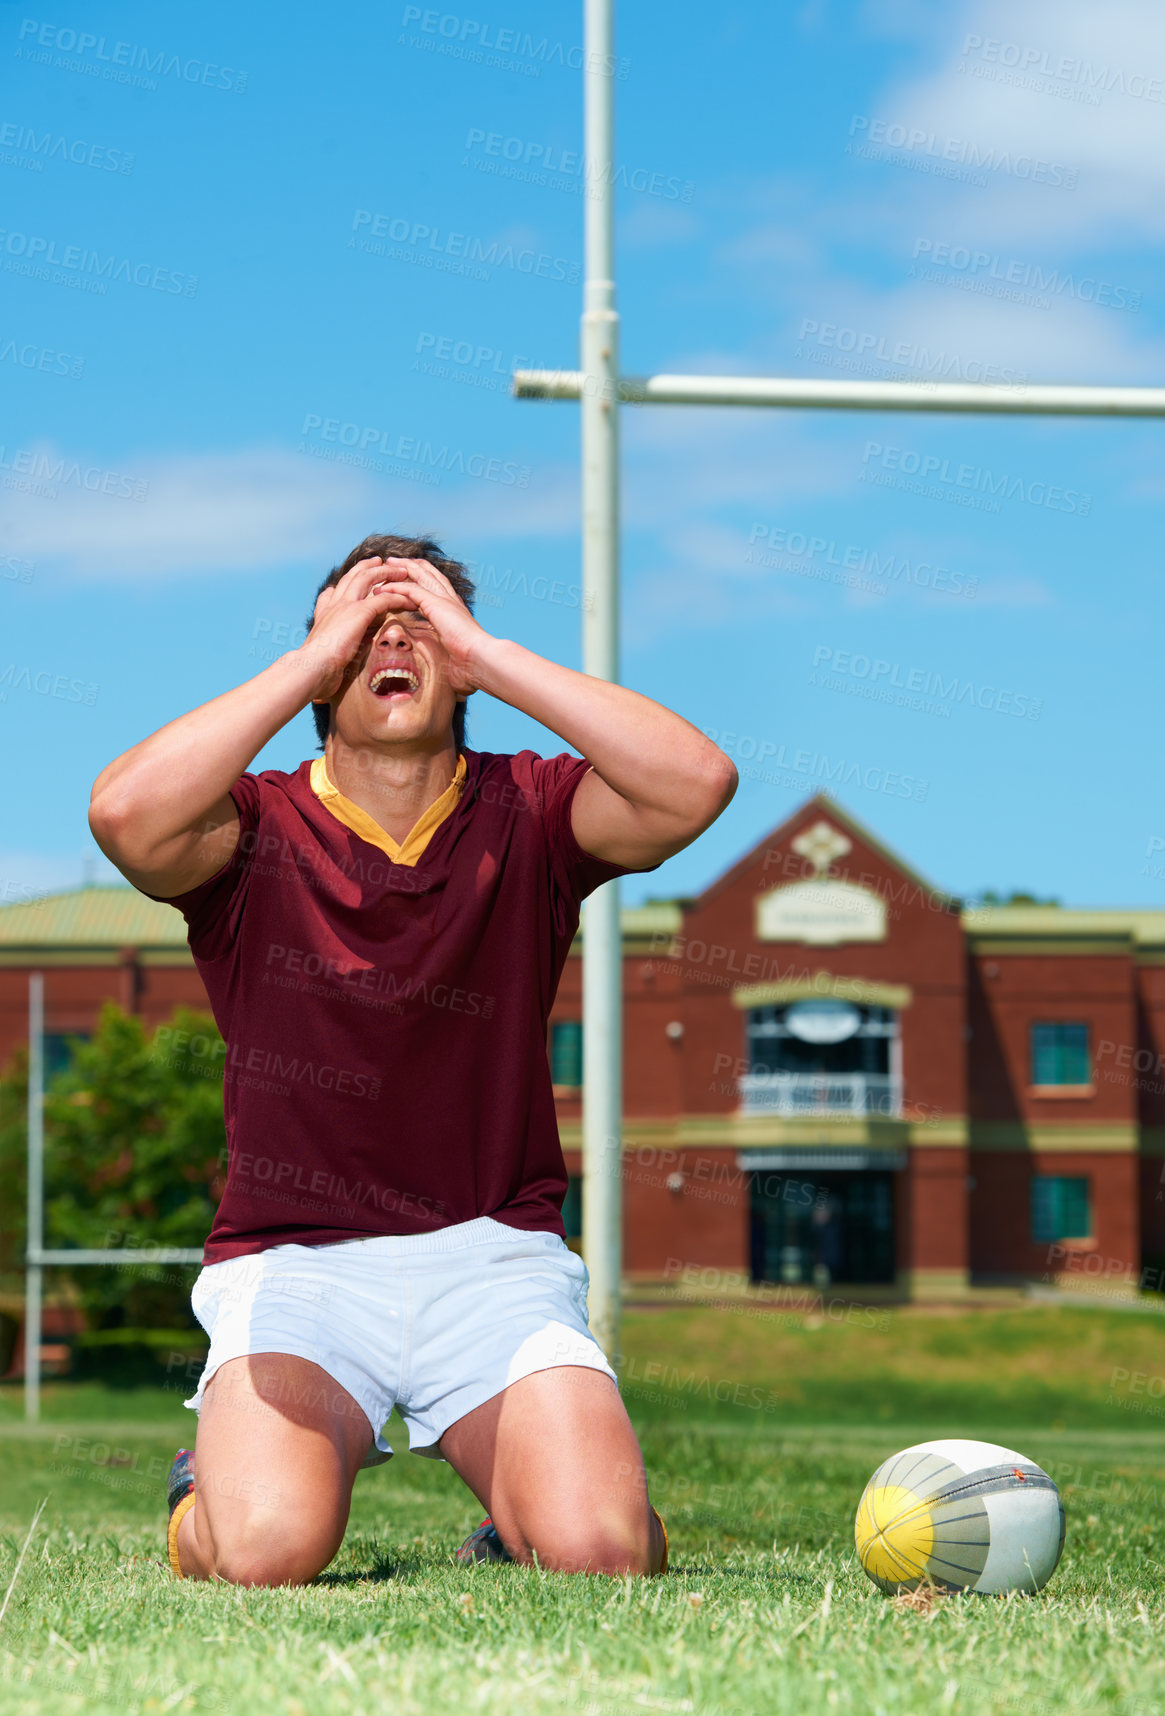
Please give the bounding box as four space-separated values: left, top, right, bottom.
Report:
3 0 1164 910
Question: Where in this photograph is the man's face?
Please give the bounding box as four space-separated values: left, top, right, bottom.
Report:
328 606 462 750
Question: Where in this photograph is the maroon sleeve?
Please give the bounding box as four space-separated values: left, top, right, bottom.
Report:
143 774 262 961
524 751 662 913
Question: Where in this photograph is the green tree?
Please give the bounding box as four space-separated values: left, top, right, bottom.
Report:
975 889 1061 907
0 1043 29 1280
0 1003 226 1329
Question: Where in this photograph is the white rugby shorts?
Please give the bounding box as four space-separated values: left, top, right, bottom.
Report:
184 1216 616 1461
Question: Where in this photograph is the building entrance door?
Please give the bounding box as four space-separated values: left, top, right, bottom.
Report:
748 1170 895 1286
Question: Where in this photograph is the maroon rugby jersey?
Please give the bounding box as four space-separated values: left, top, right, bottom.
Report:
156 750 649 1263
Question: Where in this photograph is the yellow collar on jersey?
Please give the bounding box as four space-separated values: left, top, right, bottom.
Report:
310 752 467 867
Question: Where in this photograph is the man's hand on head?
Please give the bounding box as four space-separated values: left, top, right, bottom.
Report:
369 557 494 697
296 557 415 701
297 556 496 706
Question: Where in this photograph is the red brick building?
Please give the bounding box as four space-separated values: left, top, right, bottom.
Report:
3 794 1163 1298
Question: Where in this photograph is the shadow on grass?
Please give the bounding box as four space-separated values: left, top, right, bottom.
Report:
315 1541 412 1585
315 1565 404 1586
316 1559 822 1587
671 1563 822 1583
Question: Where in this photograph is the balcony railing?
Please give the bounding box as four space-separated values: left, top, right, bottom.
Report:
738 1071 902 1118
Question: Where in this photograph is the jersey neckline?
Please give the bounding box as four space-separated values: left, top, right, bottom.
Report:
309 752 468 867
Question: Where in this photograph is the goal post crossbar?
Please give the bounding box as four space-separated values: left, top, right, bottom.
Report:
514 370 1165 416
29 1250 205 1266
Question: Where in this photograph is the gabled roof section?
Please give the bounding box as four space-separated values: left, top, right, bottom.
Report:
693 793 959 913
963 905 1165 948
0 886 188 949
4 886 684 955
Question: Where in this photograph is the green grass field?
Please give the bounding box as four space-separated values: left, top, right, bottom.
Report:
2 1302 1164 1715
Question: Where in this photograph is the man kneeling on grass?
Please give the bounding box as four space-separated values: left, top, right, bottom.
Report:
89 533 736 1587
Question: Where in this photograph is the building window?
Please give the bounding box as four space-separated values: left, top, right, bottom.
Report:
1030 1022 1090 1087
1031 1175 1091 1244
741 1001 901 1117
550 1019 583 1090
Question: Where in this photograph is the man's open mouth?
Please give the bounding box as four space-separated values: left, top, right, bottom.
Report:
369 667 420 699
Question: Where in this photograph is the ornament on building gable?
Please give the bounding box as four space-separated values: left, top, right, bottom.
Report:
792 820 853 876
757 819 885 946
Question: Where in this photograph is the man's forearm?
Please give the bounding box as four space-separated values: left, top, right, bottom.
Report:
90 652 320 859
475 637 729 817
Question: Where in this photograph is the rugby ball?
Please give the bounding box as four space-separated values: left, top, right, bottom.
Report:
855 1438 1065 1595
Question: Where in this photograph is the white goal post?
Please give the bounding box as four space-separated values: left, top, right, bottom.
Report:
514 0 1165 1365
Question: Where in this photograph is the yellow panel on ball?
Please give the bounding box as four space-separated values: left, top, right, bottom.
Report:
855 1483 934 1586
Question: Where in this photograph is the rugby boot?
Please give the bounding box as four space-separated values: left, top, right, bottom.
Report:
166 1448 196 1577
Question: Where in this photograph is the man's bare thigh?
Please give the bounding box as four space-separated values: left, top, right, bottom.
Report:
179 1354 372 1585
439 1367 661 1574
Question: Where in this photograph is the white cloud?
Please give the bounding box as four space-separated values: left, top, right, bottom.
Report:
641 65 1163 456
857 0 1165 246
0 442 589 581
696 4 1165 399
0 443 374 580
783 270 1165 385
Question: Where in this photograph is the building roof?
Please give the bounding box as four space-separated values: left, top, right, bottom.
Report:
0 886 189 949
0 886 684 951
961 905 1165 950
3 886 1162 957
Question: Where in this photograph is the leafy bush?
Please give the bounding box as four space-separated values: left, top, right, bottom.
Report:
0 1003 226 1330
71 1326 209 1385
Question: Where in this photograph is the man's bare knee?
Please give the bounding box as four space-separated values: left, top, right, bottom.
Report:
209 1517 338 1588
212 1544 330 1587
510 1513 653 1577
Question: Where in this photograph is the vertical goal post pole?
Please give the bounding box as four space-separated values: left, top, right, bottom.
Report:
578 0 623 1365
24 973 44 1422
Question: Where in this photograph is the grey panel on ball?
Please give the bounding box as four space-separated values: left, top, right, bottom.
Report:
869 1447 965 1498
925 1493 990 1588
929 1463 1059 1503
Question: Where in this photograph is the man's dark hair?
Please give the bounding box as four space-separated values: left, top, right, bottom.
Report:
308 533 476 752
